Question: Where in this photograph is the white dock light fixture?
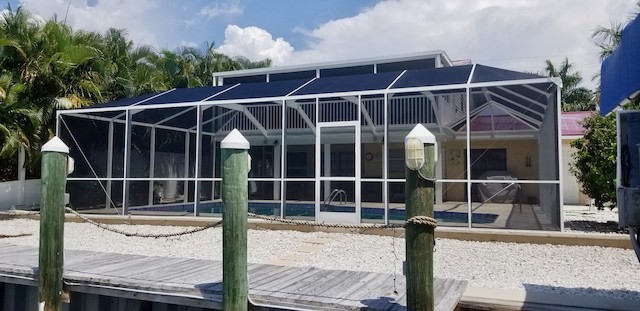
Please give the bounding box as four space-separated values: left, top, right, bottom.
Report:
404 124 437 172
404 124 438 180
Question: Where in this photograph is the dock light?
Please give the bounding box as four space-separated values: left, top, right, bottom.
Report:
404 124 437 175
405 137 424 171
67 157 75 175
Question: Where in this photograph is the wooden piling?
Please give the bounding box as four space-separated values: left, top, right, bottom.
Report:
221 129 250 311
38 137 69 311
405 126 436 311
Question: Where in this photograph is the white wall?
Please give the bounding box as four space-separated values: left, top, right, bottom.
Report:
0 179 40 210
562 140 589 205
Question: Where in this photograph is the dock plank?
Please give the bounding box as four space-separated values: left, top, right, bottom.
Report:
0 242 466 310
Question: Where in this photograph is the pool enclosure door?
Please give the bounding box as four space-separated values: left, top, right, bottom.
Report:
316 122 361 224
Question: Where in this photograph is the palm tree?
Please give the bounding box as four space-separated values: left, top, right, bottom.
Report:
592 22 623 62
0 74 40 160
100 28 168 99
543 58 594 111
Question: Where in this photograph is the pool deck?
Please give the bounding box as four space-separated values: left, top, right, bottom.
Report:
0 243 466 310
73 200 555 230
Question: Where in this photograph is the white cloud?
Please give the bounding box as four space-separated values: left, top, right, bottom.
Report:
217 25 293 65
180 41 199 49
1 7 44 25
0 9 9 23
11 0 637 89
288 0 636 89
18 0 170 47
199 1 244 18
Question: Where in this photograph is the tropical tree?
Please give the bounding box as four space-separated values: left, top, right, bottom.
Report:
0 5 273 179
570 113 616 208
0 74 41 169
592 22 624 62
100 28 167 99
543 58 594 111
155 43 272 89
0 7 107 176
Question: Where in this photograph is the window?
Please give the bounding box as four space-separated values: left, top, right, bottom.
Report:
470 149 507 179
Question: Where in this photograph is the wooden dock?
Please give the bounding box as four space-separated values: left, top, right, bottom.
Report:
0 242 466 310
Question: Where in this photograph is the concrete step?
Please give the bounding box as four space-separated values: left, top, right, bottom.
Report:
459 286 638 311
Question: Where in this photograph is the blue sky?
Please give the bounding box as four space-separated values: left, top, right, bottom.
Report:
5 0 638 89
6 0 379 50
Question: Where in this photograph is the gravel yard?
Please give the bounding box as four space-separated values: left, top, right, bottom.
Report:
1 212 640 302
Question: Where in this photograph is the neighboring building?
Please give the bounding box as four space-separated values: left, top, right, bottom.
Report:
58 51 563 230
561 111 593 205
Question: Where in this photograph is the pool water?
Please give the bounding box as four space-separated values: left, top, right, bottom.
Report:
133 202 498 224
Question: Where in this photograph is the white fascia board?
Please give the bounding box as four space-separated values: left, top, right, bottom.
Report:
212 50 446 78
467 77 555 89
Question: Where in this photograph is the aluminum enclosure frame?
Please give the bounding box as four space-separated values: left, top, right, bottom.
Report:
57 64 563 230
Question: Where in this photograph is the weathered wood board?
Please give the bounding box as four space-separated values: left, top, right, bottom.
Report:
0 243 466 310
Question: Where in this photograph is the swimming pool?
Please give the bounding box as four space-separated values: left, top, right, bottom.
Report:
133 201 499 224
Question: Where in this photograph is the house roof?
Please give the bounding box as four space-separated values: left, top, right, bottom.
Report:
83 64 551 110
561 111 594 137
66 63 559 136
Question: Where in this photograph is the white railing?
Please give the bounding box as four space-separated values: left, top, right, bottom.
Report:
212 94 459 134
388 95 437 125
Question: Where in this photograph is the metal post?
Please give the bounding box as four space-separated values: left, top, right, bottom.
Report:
404 124 436 311
17 146 26 206
194 106 202 216
106 121 114 209
184 132 190 204
38 137 69 311
221 129 250 311
148 127 156 205
122 110 132 215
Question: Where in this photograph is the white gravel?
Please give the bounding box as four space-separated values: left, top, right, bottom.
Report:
1 218 639 302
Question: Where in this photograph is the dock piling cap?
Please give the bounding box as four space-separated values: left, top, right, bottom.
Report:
41 136 69 154
221 129 250 150
405 124 436 145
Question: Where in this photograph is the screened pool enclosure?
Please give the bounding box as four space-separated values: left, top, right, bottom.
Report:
58 59 563 230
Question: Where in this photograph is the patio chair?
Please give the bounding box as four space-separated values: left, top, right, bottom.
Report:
477 171 522 210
